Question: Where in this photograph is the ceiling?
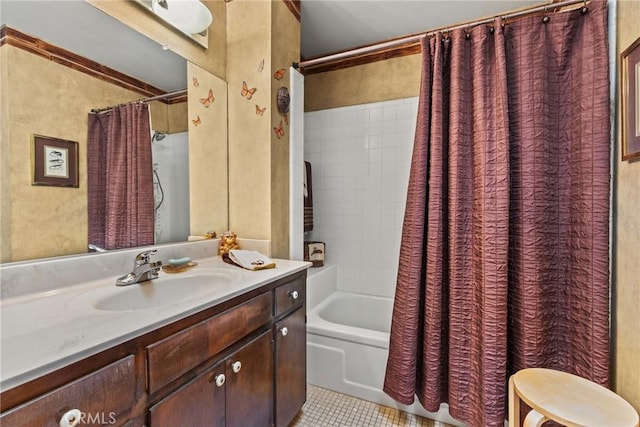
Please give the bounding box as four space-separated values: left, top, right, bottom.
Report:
301 0 542 59
1 0 544 91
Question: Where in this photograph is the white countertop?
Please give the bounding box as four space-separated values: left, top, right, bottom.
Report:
0 255 309 391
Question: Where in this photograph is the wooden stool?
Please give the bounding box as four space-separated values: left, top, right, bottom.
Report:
509 368 639 427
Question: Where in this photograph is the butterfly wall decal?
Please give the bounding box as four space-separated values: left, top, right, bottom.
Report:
192 77 199 87
256 105 266 116
257 59 265 73
200 89 215 108
200 89 214 107
192 115 201 126
241 81 257 100
273 68 286 80
273 121 284 139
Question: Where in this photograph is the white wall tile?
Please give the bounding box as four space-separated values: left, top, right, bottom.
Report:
304 97 418 298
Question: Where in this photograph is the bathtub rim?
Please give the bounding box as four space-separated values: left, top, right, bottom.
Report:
306 290 391 350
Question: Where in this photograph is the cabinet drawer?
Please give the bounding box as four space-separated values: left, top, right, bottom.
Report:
147 292 273 394
274 276 305 316
0 355 135 427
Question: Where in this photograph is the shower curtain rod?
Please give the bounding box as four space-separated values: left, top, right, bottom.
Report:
295 0 587 70
91 88 187 113
143 88 187 102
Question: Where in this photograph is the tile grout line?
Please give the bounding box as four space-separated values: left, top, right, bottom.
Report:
290 385 452 427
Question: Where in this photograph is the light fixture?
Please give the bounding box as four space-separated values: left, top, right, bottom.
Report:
152 0 213 35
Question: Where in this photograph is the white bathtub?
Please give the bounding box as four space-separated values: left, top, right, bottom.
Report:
306 265 462 425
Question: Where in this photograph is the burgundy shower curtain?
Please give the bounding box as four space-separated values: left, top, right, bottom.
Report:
383 2 610 426
87 103 154 250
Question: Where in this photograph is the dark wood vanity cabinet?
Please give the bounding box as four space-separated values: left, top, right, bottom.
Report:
149 331 273 427
0 269 307 427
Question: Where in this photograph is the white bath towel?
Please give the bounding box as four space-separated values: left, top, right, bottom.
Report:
228 250 276 271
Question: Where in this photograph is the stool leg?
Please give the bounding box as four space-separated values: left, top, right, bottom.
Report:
509 376 520 426
523 409 547 427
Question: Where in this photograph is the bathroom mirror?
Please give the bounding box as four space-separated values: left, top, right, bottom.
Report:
0 1 228 263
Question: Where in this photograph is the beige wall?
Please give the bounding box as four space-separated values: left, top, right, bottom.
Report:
614 0 640 412
168 102 189 133
270 0 300 258
187 61 228 237
0 45 149 261
227 0 299 258
149 100 187 133
227 0 273 245
1 46 10 262
304 54 422 111
86 0 227 80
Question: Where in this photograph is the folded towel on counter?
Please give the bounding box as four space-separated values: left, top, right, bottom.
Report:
223 250 276 271
304 161 314 232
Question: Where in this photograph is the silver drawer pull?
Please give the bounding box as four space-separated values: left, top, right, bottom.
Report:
281 327 289 337
289 290 299 300
232 361 242 373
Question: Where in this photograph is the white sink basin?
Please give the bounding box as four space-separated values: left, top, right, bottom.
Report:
93 269 243 312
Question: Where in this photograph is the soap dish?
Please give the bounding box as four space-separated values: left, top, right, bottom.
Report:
162 261 198 274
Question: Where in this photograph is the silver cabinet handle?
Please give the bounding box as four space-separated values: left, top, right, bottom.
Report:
214 373 226 387
232 361 242 373
280 327 289 337
60 409 82 427
290 290 299 300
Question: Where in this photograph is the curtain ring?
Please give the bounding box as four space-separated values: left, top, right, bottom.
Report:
581 0 588 14
542 4 550 23
465 25 471 40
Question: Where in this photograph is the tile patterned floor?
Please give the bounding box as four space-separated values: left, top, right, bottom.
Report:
290 385 455 427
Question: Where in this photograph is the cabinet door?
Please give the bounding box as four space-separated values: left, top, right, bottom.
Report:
274 307 306 427
225 331 273 427
148 360 225 427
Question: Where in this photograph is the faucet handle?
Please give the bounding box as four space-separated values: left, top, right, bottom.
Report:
135 250 157 265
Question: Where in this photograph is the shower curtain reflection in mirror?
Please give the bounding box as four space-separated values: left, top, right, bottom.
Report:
87 103 154 250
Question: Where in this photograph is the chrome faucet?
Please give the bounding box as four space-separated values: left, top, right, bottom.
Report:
116 250 163 286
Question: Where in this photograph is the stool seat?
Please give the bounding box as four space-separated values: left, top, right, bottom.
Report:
509 368 639 427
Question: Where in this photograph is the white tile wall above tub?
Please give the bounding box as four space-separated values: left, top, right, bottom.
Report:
304 97 418 298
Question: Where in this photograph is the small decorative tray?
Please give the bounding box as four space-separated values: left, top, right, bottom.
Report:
162 261 198 274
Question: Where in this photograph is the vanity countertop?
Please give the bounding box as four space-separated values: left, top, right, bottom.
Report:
0 255 310 392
